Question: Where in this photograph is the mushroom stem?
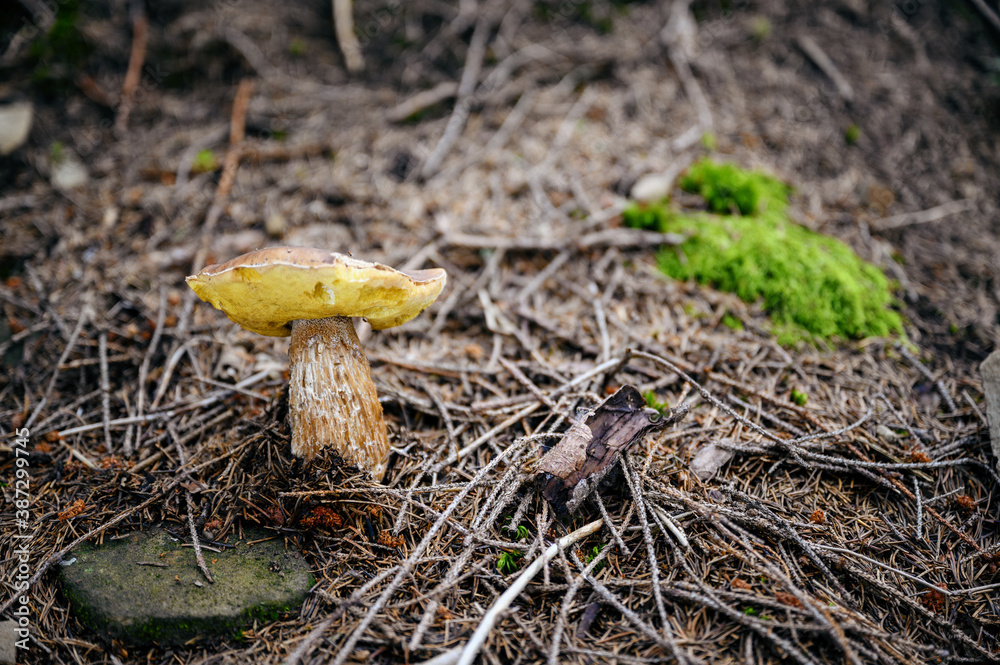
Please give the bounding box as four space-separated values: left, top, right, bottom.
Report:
288 315 389 480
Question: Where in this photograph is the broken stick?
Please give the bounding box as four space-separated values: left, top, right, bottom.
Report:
536 385 689 514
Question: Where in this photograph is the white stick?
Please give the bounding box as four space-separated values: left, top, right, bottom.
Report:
796 34 854 102
871 198 974 232
454 518 604 665
332 0 363 72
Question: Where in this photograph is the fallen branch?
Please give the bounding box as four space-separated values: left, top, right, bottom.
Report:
660 0 713 133
870 198 974 232
420 9 492 179
332 0 363 73
114 0 148 134
444 227 684 252
130 287 166 454
387 82 459 123
796 34 854 102
170 423 214 584
968 0 1000 34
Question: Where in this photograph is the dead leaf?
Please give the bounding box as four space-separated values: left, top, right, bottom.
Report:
690 443 734 481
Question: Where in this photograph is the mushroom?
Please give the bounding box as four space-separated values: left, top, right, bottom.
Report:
186 247 446 481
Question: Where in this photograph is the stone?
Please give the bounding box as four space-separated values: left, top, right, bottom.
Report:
50 154 88 191
0 620 20 664
631 173 674 203
0 99 32 156
59 527 313 644
980 350 1000 473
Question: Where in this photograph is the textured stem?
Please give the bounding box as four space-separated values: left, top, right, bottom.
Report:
288 316 389 480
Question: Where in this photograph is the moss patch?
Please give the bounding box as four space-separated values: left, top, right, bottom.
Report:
678 158 790 216
625 158 904 346
59 527 314 645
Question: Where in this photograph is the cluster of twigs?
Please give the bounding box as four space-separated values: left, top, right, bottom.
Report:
2 223 997 664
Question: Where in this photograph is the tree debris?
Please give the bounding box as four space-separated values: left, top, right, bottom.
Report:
536 386 688 514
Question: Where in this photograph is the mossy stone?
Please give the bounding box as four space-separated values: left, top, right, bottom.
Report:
59 527 313 645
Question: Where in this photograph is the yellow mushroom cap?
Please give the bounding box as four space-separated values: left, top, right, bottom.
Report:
186 247 447 336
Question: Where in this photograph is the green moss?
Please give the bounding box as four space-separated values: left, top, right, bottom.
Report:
624 202 675 231
584 545 605 572
678 158 789 216
624 159 905 346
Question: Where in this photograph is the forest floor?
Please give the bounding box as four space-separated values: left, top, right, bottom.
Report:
1 1 1000 663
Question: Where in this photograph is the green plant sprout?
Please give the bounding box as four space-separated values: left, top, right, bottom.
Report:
845 123 861 145
624 158 904 346
750 16 772 41
289 37 306 57
516 524 531 541
643 391 669 415
191 149 219 174
791 389 809 406
585 545 605 572
50 141 66 164
497 550 522 575
721 312 743 331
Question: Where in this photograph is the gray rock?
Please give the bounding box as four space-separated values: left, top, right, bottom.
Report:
981 350 1000 473
0 620 21 664
60 527 314 644
50 154 88 191
0 99 32 156
631 173 674 203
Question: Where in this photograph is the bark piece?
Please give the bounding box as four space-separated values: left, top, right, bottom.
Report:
981 350 1000 473
536 386 688 514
